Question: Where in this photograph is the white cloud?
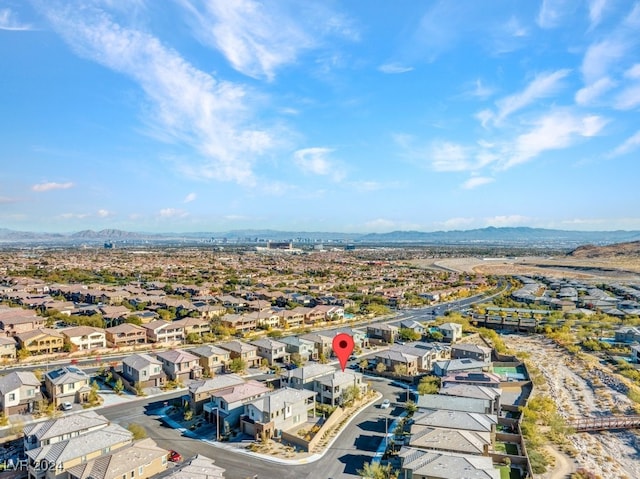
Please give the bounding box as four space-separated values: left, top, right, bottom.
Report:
465 79 494 100
293 147 345 181
625 64 640 79
37 2 276 185
537 0 575 28
59 213 90 219
430 142 472 172
440 217 476 230
588 0 609 28
485 215 531 227
505 16 528 37
461 176 494 190
183 192 197 203
0 8 32 31
502 111 608 169
575 76 616 105
159 208 188 218
97 209 112 217
581 39 627 83
613 84 640 110
491 69 571 125
31 181 74 192
610 130 640 157
378 63 413 74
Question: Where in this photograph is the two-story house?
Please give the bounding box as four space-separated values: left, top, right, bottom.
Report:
250 338 290 366
218 340 261 369
141 320 185 343
0 337 17 360
15 328 65 355
279 336 316 362
374 349 419 375
451 344 492 363
312 370 367 406
44 366 91 407
155 349 202 382
240 387 315 440
172 317 211 337
188 374 246 414
203 380 271 431
105 323 148 347
437 322 463 343
280 364 336 391
0 371 41 415
23 410 110 451
122 354 166 388
61 326 107 350
366 323 399 344
190 345 231 376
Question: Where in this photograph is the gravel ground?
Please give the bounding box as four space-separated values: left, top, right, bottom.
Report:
503 335 640 479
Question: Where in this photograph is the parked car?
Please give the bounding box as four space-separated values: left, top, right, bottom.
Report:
380 399 391 409
60 402 73 411
168 450 182 462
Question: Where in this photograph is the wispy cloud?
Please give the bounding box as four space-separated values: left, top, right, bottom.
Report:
430 142 473 172
461 176 494 190
0 196 18 204
502 110 607 169
378 63 413 74
159 208 188 218
31 181 74 192
485 69 571 126
59 212 90 219
613 83 640 110
178 0 356 81
537 0 574 29
575 76 616 105
609 130 640 157
464 79 494 100
581 39 627 84
183 192 197 203
588 0 609 28
485 215 531 227
97 209 112 217
0 8 32 31
293 147 345 181
36 1 276 185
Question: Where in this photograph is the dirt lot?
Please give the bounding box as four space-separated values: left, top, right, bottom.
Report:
503 335 640 479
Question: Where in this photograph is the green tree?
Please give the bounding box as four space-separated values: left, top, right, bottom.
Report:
185 332 202 344
357 461 396 479
229 357 247 373
375 362 387 373
359 359 369 372
398 328 421 342
417 375 440 395
127 423 147 440
113 378 124 394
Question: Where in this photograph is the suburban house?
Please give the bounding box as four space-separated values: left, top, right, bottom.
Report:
105 323 148 347
188 374 246 414
280 336 316 361
398 319 427 336
614 327 640 343
250 338 290 366
312 370 367 406
162 454 225 479
390 342 450 372
0 337 17 360
319 327 369 350
437 322 463 343
412 409 498 434
203 380 271 430
121 354 166 388
44 366 92 407
23 410 110 451
398 447 500 479
416 394 494 415
156 349 202 382
298 333 333 359
440 384 502 415
15 328 65 355
61 326 107 350
374 349 419 375
434 358 489 377
66 437 169 479
172 317 211 337
218 340 261 369
25 423 133 479
408 424 492 456
281 364 336 390
190 345 231 376
141 320 185 343
277 309 305 328
0 371 41 416
451 343 492 363
441 372 502 389
240 387 315 440
219 314 257 334
0 311 46 336
366 323 399 344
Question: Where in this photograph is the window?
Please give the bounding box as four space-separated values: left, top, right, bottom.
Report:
8 393 15 401
131 471 134 478
138 467 143 475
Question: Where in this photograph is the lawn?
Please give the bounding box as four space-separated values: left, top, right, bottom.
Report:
496 466 523 479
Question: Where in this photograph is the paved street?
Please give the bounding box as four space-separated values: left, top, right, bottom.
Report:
100 379 405 479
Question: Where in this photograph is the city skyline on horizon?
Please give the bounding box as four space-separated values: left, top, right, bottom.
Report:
2 1 640 234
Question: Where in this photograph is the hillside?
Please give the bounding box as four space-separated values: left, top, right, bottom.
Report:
568 240 640 258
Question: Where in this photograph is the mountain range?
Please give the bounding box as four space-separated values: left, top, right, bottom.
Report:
1 226 639 248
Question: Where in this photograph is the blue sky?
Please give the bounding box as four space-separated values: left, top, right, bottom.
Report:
1 0 639 233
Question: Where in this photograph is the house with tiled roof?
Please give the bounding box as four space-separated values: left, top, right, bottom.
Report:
0 371 41 416
250 338 290 365
60 326 107 350
218 340 260 368
190 345 231 376
172 317 211 337
398 446 500 479
155 349 202 382
15 328 65 355
23 410 110 451
0 336 16 360
203 380 271 429
141 320 184 343
105 323 147 347
122 354 166 388
162 454 225 479
188 375 246 414
44 366 91 407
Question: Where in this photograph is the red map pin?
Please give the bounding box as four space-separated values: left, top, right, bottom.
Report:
333 333 355 371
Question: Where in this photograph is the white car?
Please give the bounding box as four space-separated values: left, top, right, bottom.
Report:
380 399 391 409
61 402 73 411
